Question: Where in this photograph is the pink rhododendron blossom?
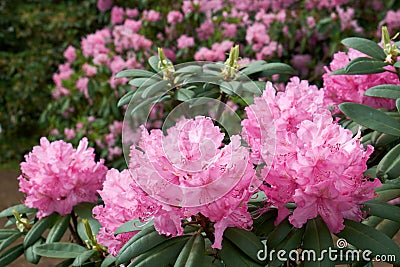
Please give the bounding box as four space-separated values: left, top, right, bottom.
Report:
194 41 234 61
196 20 214 41
64 128 76 140
76 77 90 100
81 29 111 58
125 8 139 18
96 0 112 12
63 45 76 63
111 6 124 25
177 35 195 49
18 138 107 219
82 63 97 77
323 49 397 110
142 10 161 22
242 78 381 233
167 10 183 24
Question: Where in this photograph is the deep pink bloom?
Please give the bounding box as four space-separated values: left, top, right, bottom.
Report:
18 138 107 218
111 6 124 25
96 0 112 12
177 35 195 49
167 10 183 24
142 10 161 22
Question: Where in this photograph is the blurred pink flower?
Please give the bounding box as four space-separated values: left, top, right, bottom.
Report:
63 45 76 63
111 6 124 25
96 0 112 12
177 35 195 49
142 10 161 22
82 63 97 77
64 128 76 140
18 138 107 218
167 10 183 24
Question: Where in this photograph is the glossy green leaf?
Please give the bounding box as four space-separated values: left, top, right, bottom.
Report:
302 217 334 267
224 228 264 263
148 56 160 72
174 234 205 267
269 227 304 267
55 258 75 267
344 57 387 74
219 239 263 267
34 242 87 258
363 216 384 228
47 215 70 243
115 219 151 236
24 238 42 264
0 204 36 218
254 209 278 237
72 249 97 266
339 102 400 136
363 199 400 222
127 236 190 267
0 229 19 241
175 88 195 101
115 69 156 79
117 90 135 107
0 244 24 266
128 77 158 88
375 219 400 238
175 65 203 75
0 232 23 252
377 143 400 179
342 37 386 60
259 63 294 76
117 223 156 257
24 213 59 248
365 84 400 99
101 256 116 267
141 79 169 98
267 219 293 248
396 98 400 112
336 219 400 264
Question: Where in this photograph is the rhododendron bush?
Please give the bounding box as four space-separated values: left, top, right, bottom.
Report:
1 1 400 267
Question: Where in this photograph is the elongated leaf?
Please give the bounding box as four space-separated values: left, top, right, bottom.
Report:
175 88 195 101
339 102 400 136
219 239 263 267
141 79 169 98
302 217 334 267
375 219 400 238
267 219 293 248
396 98 400 112
363 199 400 222
117 223 156 257
116 69 156 79
377 143 400 179
129 77 158 88
254 209 278 237
101 256 116 267
0 229 19 241
0 204 36 218
259 63 294 76
24 213 59 248
72 250 97 266
269 228 305 267
0 232 23 252
0 244 24 266
337 220 400 264
24 238 42 264
365 84 400 99
174 234 205 267
344 57 387 75
47 215 70 243
115 219 151 235
224 228 264 264
363 216 384 228
342 37 386 60
128 236 190 267
34 242 87 258
175 65 203 75
55 258 75 267
148 56 160 72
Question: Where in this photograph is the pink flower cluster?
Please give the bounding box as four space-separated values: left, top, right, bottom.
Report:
18 138 107 219
242 77 381 233
323 48 398 110
95 116 255 253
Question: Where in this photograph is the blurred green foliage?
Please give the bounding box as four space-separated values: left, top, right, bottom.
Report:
0 0 107 164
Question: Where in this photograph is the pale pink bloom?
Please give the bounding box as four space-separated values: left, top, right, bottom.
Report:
307 16 316 28
18 138 107 218
182 0 198 14
50 129 59 135
199 0 224 13
81 29 111 58
167 10 183 24
196 20 214 41
125 8 139 18
222 22 237 38
93 53 109 66
336 7 363 33
76 77 90 100
63 45 76 63
111 6 124 25
177 35 195 49
142 10 161 22
107 146 122 160
76 123 84 130
97 0 112 12
88 116 96 123
82 63 97 77
256 42 282 60
64 128 76 140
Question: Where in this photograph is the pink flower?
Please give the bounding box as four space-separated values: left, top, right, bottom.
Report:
81 29 111 58
64 128 76 140
63 45 76 63
96 0 112 12
18 138 107 218
142 10 161 22
222 22 237 38
167 10 183 24
177 35 195 49
125 8 139 18
82 63 97 77
196 20 214 41
111 6 124 25
76 77 91 101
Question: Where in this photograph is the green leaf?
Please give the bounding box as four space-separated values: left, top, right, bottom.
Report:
0 229 19 241
396 98 400 112
0 244 24 266
259 63 294 76
342 37 386 60
24 238 42 264
224 228 264 264
101 256 116 267
128 236 190 267
0 204 36 218
55 258 75 267
47 215 70 243
115 219 151 235
375 219 400 238
148 56 160 72
336 219 400 264
363 216 384 228
118 90 135 107
302 217 334 267
377 143 400 179
268 227 304 267
141 79 169 98
339 102 400 136
363 199 400 222
115 69 156 79
128 77 158 88
72 250 97 266
175 88 195 101
267 219 293 248
34 242 87 258
24 213 59 248
330 68 347 75
74 203 101 240
344 57 387 75
219 239 263 267
365 84 400 99
117 222 156 258
174 234 205 267
253 209 278 237
0 232 23 252
175 65 203 75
